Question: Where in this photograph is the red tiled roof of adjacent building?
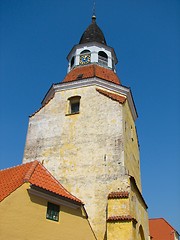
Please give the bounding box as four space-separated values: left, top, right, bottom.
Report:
62 64 121 85
0 160 82 204
149 218 179 240
107 215 137 223
108 191 129 199
96 88 126 104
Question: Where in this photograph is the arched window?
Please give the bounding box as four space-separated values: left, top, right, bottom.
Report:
98 51 108 66
67 96 81 114
70 56 75 68
80 50 90 54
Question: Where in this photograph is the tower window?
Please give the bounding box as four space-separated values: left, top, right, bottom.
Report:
46 202 60 222
68 96 81 114
71 102 79 113
80 49 91 54
98 51 108 66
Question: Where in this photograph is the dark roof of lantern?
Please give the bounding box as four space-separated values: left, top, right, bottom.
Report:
79 15 107 45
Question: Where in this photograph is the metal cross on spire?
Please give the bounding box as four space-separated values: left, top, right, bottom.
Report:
92 0 96 22
92 0 96 17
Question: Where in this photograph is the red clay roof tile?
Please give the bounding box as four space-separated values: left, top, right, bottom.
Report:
108 191 129 199
62 64 121 85
96 88 126 104
0 161 82 204
107 215 137 223
149 218 179 240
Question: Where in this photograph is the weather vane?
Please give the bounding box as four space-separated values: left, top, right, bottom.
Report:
92 0 96 17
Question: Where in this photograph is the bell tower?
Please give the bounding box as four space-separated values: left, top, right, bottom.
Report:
67 15 117 73
23 15 149 240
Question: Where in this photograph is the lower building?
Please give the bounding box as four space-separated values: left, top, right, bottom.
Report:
0 161 96 240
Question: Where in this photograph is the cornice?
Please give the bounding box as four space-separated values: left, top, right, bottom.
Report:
28 187 82 209
41 78 138 121
107 215 138 223
108 191 129 199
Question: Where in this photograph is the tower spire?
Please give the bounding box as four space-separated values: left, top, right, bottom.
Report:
92 0 96 22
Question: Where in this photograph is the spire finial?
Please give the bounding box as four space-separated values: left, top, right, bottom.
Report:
92 0 96 22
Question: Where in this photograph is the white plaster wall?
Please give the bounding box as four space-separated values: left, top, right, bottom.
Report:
68 44 113 71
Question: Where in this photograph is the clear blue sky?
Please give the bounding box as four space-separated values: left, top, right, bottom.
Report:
0 0 180 232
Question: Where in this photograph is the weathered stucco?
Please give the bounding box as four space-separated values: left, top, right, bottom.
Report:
107 176 148 240
23 82 149 239
123 100 142 191
108 221 132 240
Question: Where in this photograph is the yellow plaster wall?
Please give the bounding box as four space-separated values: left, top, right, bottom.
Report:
129 178 149 240
0 183 96 240
123 101 142 191
107 177 149 240
107 198 133 239
107 221 132 240
108 198 129 216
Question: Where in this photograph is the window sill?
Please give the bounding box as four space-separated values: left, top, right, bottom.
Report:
65 112 80 116
46 217 59 222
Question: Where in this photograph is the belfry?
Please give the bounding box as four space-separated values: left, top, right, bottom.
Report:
23 15 149 240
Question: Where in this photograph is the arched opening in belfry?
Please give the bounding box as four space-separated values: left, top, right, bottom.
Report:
80 49 91 54
70 56 75 68
98 51 108 66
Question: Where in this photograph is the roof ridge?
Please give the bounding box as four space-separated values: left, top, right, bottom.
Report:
0 161 82 204
30 94 54 117
39 163 83 203
149 218 178 232
0 162 27 172
93 64 96 77
96 88 126 104
24 160 39 182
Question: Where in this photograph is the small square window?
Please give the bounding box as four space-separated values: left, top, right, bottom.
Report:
67 96 81 115
46 202 60 222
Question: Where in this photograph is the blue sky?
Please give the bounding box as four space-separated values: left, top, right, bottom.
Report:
0 0 180 232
